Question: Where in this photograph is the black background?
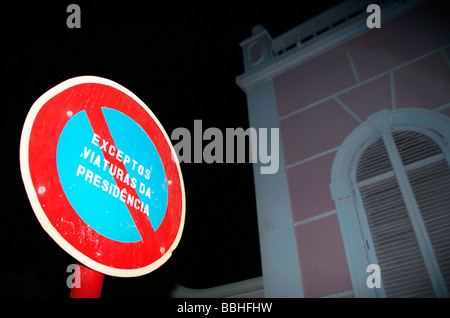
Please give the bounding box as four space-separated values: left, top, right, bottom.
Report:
3 1 343 297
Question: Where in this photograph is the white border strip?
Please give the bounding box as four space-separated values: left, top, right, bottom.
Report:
294 210 337 227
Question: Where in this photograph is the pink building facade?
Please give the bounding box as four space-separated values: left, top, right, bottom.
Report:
236 0 450 297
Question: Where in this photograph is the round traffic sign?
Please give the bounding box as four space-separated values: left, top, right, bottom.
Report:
20 76 185 277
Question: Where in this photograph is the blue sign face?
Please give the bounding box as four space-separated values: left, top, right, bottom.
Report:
56 107 168 243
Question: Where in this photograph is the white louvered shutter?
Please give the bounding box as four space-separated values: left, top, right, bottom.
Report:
395 131 450 295
355 130 450 297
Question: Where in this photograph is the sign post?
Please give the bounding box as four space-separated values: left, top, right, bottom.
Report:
20 76 185 295
69 264 104 298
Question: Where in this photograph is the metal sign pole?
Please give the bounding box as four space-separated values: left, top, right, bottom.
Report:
69 264 104 298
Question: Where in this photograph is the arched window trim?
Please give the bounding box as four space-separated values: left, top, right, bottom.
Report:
330 108 450 297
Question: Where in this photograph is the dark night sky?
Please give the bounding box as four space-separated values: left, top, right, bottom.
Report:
3 1 343 297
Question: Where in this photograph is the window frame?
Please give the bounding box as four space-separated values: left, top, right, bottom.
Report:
330 108 450 297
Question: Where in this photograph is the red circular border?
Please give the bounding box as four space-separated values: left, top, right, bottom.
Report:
26 80 184 272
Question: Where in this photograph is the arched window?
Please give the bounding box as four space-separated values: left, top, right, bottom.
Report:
330 109 450 297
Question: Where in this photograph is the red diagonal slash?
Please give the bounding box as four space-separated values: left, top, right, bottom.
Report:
85 105 155 244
